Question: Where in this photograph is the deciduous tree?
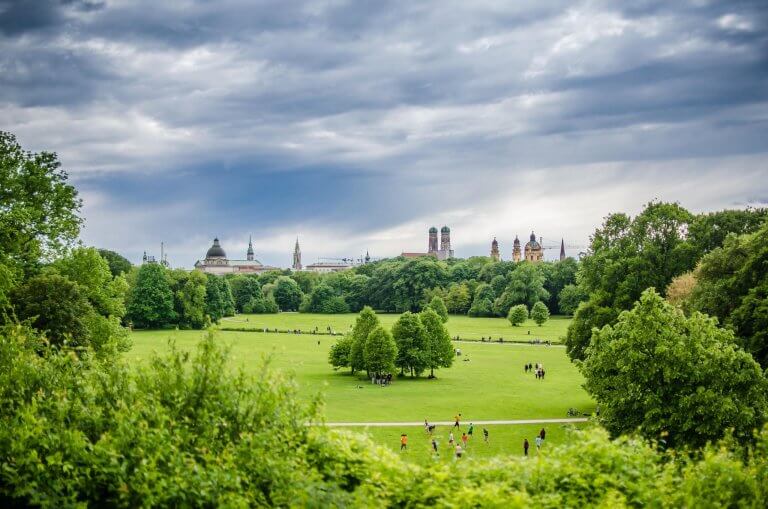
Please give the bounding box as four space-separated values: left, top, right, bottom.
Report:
530 301 550 326
391 311 427 376
507 304 528 326
363 326 397 377
420 308 454 378
582 289 768 449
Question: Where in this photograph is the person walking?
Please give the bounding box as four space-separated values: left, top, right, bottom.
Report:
454 444 463 460
467 423 474 439
483 428 489 444
431 437 439 456
540 428 546 441
448 431 455 446
523 438 529 457
535 435 542 453
461 432 468 449
400 434 408 451
453 413 461 429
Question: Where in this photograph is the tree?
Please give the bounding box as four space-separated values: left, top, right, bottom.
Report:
494 263 549 316
205 274 226 323
541 258 579 313
300 284 349 314
173 269 208 329
690 220 768 367
688 207 768 259
349 307 380 375
507 304 528 326
0 131 82 277
11 274 91 347
52 247 127 318
530 301 550 326
229 275 262 313
328 334 354 371
98 249 132 277
468 297 494 317
567 202 698 361
665 272 696 313
363 326 397 377
582 289 768 449
427 296 449 323
127 264 175 329
420 307 454 378
558 284 587 315
564 296 618 361
391 312 428 376
393 258 450 312
489 275 507 298
444 284 471 315
273 276 303 311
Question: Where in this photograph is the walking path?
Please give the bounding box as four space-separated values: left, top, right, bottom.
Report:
324 417 588 427
453 340 566 348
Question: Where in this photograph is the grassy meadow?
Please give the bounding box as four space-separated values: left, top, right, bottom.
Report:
129 325 591 423
219 312 572 343
341 422 587 465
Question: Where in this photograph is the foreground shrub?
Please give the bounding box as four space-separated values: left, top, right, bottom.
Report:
1 325 767 507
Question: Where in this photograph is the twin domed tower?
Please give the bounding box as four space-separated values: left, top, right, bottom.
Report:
428 226 454 260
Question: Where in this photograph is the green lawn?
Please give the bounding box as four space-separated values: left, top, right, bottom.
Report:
220 312 571 343
129 329 592 423
340 423 586 465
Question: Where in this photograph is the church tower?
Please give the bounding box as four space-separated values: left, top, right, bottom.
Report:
428 227 438 253
490 237 500 261
512 235 521 262
440 226 451 253
292 238 302 271
560 238 566 261
247 235 254 261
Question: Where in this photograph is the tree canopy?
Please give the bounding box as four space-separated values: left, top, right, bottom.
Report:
582 289 768 449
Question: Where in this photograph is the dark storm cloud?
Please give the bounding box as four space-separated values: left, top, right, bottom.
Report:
2 0 767 266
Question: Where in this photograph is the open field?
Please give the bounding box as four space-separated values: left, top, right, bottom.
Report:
340 422 587 465
129 329 593 424
220 313 572 343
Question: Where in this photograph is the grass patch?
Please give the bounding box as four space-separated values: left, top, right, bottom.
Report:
129 329 593 423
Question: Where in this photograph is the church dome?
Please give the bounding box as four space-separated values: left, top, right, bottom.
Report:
441 226 450 233
525 232 541 250
206 238 227 259
429 226 438 234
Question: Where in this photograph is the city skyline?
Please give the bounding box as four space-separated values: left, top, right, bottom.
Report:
1 1 766 268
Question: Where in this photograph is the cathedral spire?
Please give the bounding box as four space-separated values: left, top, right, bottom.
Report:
293 237 302 271
247 235 254 261
560 238 566 261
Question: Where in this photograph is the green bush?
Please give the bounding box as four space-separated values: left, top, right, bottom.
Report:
507 304 528 326
2 325 767 507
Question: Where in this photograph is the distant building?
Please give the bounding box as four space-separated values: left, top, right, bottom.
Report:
560 238 566 261
401 226 455 260
523 232 544 262
194 237 277 275
490 237 500 261
292 238 302 271
305 262 352 273
512 235 521 262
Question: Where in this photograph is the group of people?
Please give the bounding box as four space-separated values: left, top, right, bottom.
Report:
404 415 490 460
523 428 547 456
527 339 551 346
524 363 546 379
372 373 393 385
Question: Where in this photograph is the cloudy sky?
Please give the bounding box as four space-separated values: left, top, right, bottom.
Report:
2 0 767 267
